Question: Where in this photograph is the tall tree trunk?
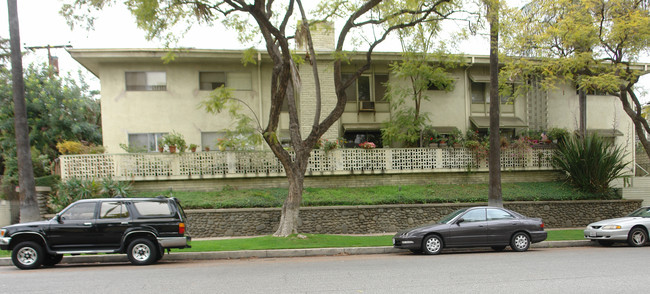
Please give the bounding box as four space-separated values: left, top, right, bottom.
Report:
619 85 650 163
8 0 39 222
487 0 502 207
578 89 587 137
274 150 309 237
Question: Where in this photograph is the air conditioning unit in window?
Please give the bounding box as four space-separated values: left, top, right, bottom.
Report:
359 101 375 112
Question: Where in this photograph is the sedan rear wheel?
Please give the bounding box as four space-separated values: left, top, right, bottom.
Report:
422 235 443 255
627 228 648 247
510 232 530 252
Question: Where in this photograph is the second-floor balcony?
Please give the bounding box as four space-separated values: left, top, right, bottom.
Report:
59 147 556 181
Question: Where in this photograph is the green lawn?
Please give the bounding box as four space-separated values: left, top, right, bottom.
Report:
0 229 586 258
132 182 615 209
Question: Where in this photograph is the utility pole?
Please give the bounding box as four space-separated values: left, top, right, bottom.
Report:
24 44 72 77
8 0 40 222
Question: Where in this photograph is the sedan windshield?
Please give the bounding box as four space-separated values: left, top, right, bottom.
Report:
438 208 467 224
627 207 650 218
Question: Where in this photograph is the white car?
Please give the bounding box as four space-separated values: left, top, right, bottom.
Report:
584 207 650 247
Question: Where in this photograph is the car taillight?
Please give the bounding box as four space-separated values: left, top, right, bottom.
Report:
540 223 545 229
179 223 185 234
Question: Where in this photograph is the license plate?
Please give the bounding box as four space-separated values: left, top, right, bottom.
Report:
589 231 596 237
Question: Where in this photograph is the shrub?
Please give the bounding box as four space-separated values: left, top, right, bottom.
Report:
56 141 83 155
552 134 628 194
58 140 105 155
51 178 132 212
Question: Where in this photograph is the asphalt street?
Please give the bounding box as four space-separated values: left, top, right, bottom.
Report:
1 246 648 293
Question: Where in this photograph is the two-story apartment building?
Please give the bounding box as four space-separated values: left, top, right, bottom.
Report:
67 29 646 171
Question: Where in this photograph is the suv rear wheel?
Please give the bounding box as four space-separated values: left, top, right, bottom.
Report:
12 241 44 270
127 238 159 265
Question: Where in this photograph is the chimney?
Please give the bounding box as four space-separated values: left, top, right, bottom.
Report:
297 21 335 52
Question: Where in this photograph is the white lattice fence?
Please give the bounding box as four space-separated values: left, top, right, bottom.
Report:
60 147 556 180
340 149 388 171
308 150 336 172
390 148 438 170
178 152 229 176
61 154 116 179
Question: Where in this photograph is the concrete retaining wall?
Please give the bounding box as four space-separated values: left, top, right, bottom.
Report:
185 200 642 238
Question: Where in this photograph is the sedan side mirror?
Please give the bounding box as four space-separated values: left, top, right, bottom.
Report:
456 218 465 225
56 214 62 223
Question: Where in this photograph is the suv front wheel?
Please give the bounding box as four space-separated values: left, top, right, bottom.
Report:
12 241 44 270
127 238 159 265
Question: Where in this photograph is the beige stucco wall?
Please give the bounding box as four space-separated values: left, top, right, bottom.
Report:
100 60 273 153
547 84 635 174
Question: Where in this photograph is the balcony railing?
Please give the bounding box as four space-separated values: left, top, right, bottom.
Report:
59 147 556 181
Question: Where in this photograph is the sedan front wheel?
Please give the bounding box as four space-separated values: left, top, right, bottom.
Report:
627 228 648 247
510 232 530 252
422 235 443 255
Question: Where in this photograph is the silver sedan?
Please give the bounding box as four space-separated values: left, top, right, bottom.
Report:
584 206 650 247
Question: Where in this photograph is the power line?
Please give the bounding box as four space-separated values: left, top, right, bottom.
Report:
24 44 72 76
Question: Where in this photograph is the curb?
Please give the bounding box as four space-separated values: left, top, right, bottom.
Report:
0 240 595 267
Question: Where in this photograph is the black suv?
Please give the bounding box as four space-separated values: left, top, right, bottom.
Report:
0 196 191 269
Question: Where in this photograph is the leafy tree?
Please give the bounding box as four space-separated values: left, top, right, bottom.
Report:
0 64 102 183
502 0 650 160
382 24 462 147
552 134 628 194
63 0 459 236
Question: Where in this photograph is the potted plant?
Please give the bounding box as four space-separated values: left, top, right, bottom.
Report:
162 131 187 154
157 140 165 153
438 137 448 148
448 129 463 148
548 127 569 144
358 141 376 149
217 138 235 151
189 143 198 153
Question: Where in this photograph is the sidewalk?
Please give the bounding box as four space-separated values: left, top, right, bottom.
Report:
0 240 596 267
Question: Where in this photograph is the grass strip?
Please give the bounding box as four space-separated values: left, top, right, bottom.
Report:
0 229 587 258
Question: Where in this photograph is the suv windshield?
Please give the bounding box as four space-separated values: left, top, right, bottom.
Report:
627 207 650 218
438 208 467 224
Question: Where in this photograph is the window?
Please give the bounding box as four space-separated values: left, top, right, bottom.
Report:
128 133 166 152
133 201 173 217
125 72 166 91
487 208 515 220
199 72 252 91
343 131 383 148
100 202 129 219
201 131 226 151
343 74 389 102
470 82 515 114
61 202 96 221
461 209 486 222
471 82 511 104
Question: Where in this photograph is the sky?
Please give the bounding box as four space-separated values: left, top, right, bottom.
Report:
1 0 649 102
